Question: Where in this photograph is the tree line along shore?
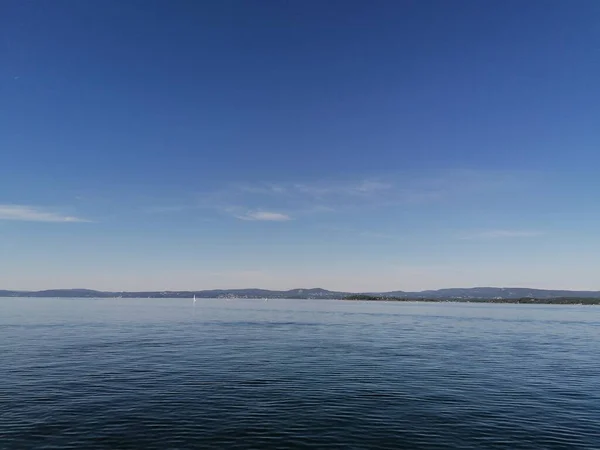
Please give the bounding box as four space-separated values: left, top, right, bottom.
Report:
343 295 600 305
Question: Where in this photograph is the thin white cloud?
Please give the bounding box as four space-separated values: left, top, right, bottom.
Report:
235 211 292 221
0 204 90 223
150 170 537 219
358 231 400 240
293 179 392 198
460 229 544 240
236 183 287 195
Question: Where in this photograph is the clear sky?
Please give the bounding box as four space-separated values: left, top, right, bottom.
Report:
1 0 599 292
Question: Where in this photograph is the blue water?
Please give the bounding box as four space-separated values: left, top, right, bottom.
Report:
1 298 599 449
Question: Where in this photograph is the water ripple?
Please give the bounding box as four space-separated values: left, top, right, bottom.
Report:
1 298 600 449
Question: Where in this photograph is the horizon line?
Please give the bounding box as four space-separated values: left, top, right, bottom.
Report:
2 286 600 293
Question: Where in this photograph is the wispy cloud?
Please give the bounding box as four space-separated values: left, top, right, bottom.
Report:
234 211 292 221
148 169 536 221
142 204 191 214
236 183 288 195
230 170 525 210
459 229 544 240
358 231 400 240
217 179 394 220
0 205 90 223
293 179 392 197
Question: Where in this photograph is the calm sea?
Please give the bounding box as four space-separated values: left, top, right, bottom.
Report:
1 298 599 449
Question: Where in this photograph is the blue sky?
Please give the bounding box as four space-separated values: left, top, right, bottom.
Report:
1 0 600 291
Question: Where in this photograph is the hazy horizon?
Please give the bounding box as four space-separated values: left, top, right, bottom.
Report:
4 270 600 295
2 1 599 291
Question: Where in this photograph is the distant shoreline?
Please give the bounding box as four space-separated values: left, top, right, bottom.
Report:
1 294 599 305
342 295 600 305
3 287 600 304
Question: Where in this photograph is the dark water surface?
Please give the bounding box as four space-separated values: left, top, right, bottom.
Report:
1 298 599 449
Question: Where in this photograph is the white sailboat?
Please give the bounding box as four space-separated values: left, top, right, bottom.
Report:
193 294 197 304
